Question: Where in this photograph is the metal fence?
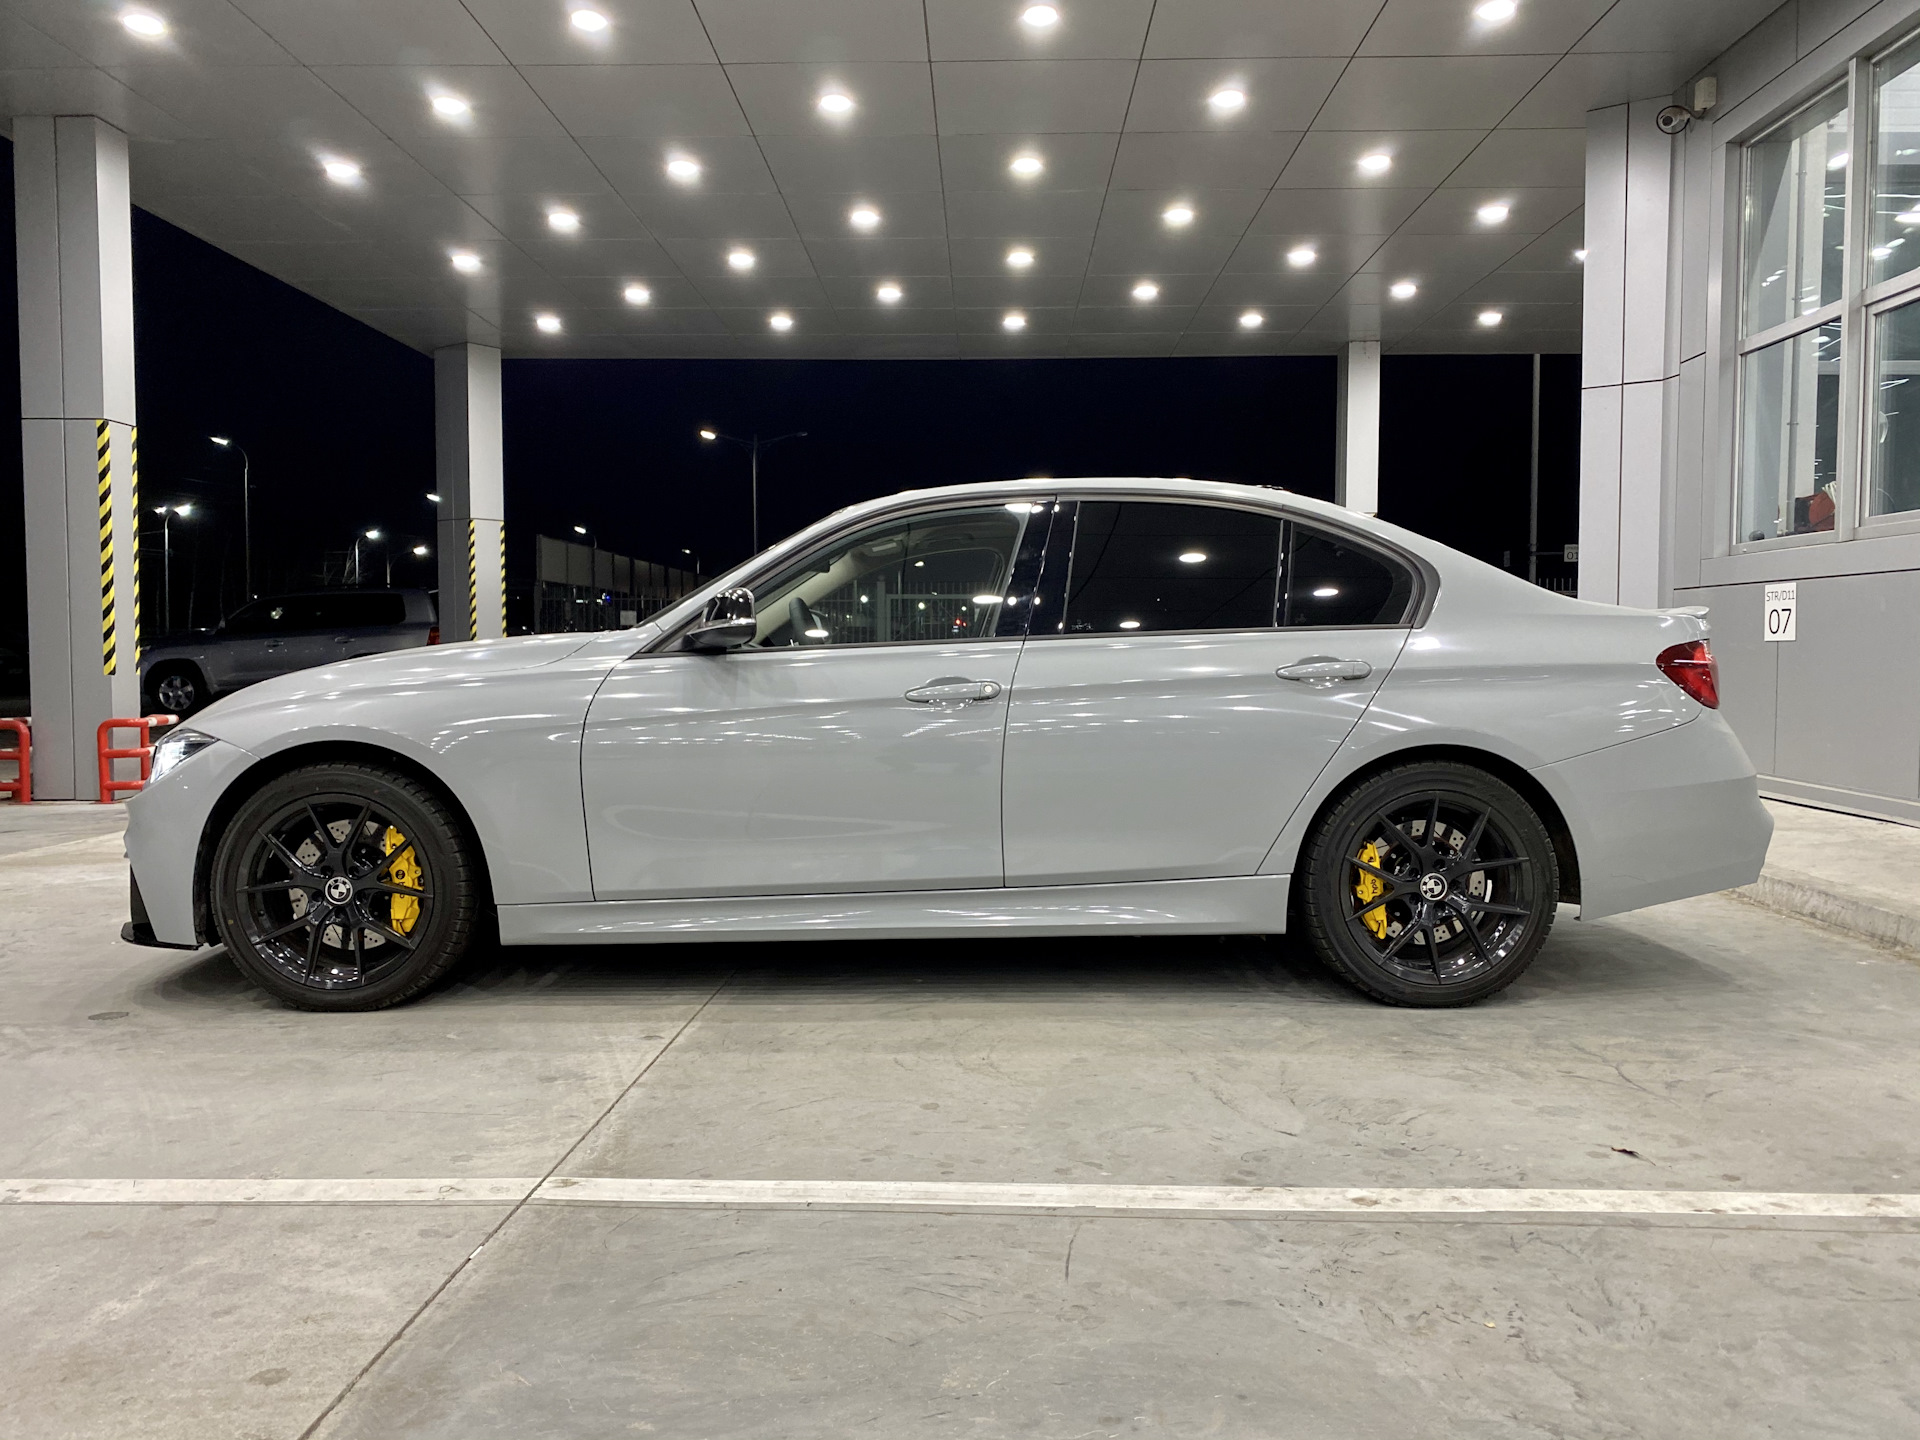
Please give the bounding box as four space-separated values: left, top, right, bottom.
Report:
534 536 699 633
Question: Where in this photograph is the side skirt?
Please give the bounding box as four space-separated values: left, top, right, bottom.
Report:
498 874 1293 946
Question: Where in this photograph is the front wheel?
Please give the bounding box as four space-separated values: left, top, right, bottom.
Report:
210 762 481 1011
1298 762 1560 1007
146 663 206 717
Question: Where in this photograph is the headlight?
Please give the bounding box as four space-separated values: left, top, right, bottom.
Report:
149 730 219 784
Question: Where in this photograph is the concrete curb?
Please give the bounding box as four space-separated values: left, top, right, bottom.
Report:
1732 867 1920 958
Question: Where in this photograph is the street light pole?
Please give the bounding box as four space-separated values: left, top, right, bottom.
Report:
699 427 807 553
209 436 252 598
154 503 194 633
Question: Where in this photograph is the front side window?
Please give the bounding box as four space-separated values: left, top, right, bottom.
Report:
1055 501 1282 635
747 504 1031 648
222 599 293 635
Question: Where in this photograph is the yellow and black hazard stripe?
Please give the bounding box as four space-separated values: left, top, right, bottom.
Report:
466 518 478 640
96 421 116 675
129 426 140 664
498 523 507 636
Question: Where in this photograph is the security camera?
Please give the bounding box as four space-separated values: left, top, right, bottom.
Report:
1656 105 1693 136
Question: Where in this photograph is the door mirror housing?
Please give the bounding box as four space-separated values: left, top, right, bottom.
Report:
683 586 757 652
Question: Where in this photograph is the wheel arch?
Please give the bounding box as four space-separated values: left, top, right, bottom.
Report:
1286 744 1580 905
192 739 496 945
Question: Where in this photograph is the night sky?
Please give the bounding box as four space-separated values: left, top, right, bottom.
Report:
0 132 1578 663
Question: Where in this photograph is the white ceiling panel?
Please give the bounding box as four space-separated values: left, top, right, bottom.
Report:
658 233 818 275
1079 272 1217 306
925 0 1155 61
784 188 948 240
955 304 1074 335
1125 58 1344 132
1497 50 1692 128
582 134 782 199
1142 1 1376 60
315 64 568 139
1315 55 1558 131
1272 127 1483 189
558 271 710 305
230 0 506 66
1185 301 1320 332
109 63 391 143
694 274 834 311
517 63 749 136
1249 187 1431 237
931 59 1138 134
943 187 1107 239
6 0 295 66
695 0 929 63
1075 303 1197 333
951 273 1087 307
461 0 717 66
0 9 96 67
832 303 960 335
1200 270 1347 306
1442 126 1587 189
726 60 936 136
0 67 196 139
1218 232 1388 273
404 134 617 195
937 130 1119 190
1359 0 1616 58
1500 211 1587 271
851 332 962 357
1356 230 1530 275
1458 269 1584 304
1109 131 1297 191
625 188 800 239
947 234 1091 275
1571 0 1784 60
803 235 952 275
516 235 683 276
819 273 955 306
461 190 654 241
756 133 943 192
1395 185 1583 236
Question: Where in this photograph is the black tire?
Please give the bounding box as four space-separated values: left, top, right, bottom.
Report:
146 663 207 718
1299 761 1559 1007
210 762 480 1011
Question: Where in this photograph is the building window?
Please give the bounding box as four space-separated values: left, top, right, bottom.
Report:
1737 37 1920 543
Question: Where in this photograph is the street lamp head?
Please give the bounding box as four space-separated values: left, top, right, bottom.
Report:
365 529 381 540
210 435 230 447
412 544 429 556
573 525 588 535
175 503 194 517
699 428 718 441
426 492 442 503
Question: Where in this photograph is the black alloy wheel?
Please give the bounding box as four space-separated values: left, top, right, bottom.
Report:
147 663 204 717
1299 761 1559 1007
210 762 480 1010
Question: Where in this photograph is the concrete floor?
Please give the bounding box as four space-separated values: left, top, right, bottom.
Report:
4 803 1919 1439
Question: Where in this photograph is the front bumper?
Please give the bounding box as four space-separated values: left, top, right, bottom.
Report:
122 870 196 950
123 736 259 946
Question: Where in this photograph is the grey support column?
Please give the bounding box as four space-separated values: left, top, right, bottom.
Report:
433 343 505 641
16 116 140 800
1335 339 1381 516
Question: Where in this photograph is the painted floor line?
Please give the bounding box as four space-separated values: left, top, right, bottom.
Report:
5 1176 1919 1220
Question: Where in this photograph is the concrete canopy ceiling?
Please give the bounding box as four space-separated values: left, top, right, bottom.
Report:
0 0 1779 358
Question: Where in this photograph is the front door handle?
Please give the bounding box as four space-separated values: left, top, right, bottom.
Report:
905 677 1004 704
1277 656 1373 684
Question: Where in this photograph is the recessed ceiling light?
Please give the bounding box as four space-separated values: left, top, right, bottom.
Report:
623 283 651 305
570 8 610 31
849 205 881 230
728 248 756 270
666 157 701 182
1476 201 1511 224
1020 4 1060 27
1286 245 1316 267
449 250 482 274
1826 150 1849 170
769 312 794 331
1897 210 1920 225
1478 309 1503 327
1009 153 1045 178
1132 281 1159 301
1574 248 1588 261
547 208 581 232
1163 204 1196 226
321 158 362 184
1357 151 1393 175
1239 310 1263 328
119 9 167 37
536 313 563 333
1312 585 1340 598
1118 619 1141 630
1003 311 1027 330
1389 279 1418 299
1006 247 1035 268
430 93 471 119
1178 551 1207 564
816 91 855 116
1207 88 1247 114
876 282 903 303
1472 0 1518 22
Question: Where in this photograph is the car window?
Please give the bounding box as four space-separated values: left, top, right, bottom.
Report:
748 504 1033 648
1280 523 1415 627
307 593 407 629
221 599 295 635
1054 501 1283 635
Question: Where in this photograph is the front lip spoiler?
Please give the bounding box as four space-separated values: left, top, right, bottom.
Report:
124 870 197 950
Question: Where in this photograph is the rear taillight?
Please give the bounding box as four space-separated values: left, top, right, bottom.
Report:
427 625 440 645
1656 639 1718 708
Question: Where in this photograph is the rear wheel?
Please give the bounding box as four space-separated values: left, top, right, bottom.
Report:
210 762 479 1011
1299 762 1559 1007
146 663 206 717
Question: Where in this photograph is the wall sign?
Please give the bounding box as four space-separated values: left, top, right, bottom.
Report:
1764 582 1797 642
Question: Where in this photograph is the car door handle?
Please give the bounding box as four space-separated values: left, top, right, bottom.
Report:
264 640 286 650
905 677 1004 704
1277 656 1373 684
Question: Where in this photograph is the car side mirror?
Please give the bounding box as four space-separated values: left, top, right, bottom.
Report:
683 586 757 652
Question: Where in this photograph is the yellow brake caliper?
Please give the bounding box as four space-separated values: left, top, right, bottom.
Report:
382 827 422 935
1354 840 1389 939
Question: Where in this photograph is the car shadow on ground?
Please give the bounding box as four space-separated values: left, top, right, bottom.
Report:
138 904 1737 1015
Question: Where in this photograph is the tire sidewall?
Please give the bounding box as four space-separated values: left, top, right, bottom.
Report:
211 763 475 1010
1302 762 1559 1007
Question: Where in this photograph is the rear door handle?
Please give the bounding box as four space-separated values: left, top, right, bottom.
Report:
905 677 1004 704
1277 656 1373 684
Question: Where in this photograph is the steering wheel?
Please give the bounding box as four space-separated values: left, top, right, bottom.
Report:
788 596 828 645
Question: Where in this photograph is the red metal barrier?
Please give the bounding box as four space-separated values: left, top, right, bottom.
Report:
0 718 28 804
97 714 179 802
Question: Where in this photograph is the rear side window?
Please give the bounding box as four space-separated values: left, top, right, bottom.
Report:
1280 524 1414 627
1056 501 1282 635
304 593 408 629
